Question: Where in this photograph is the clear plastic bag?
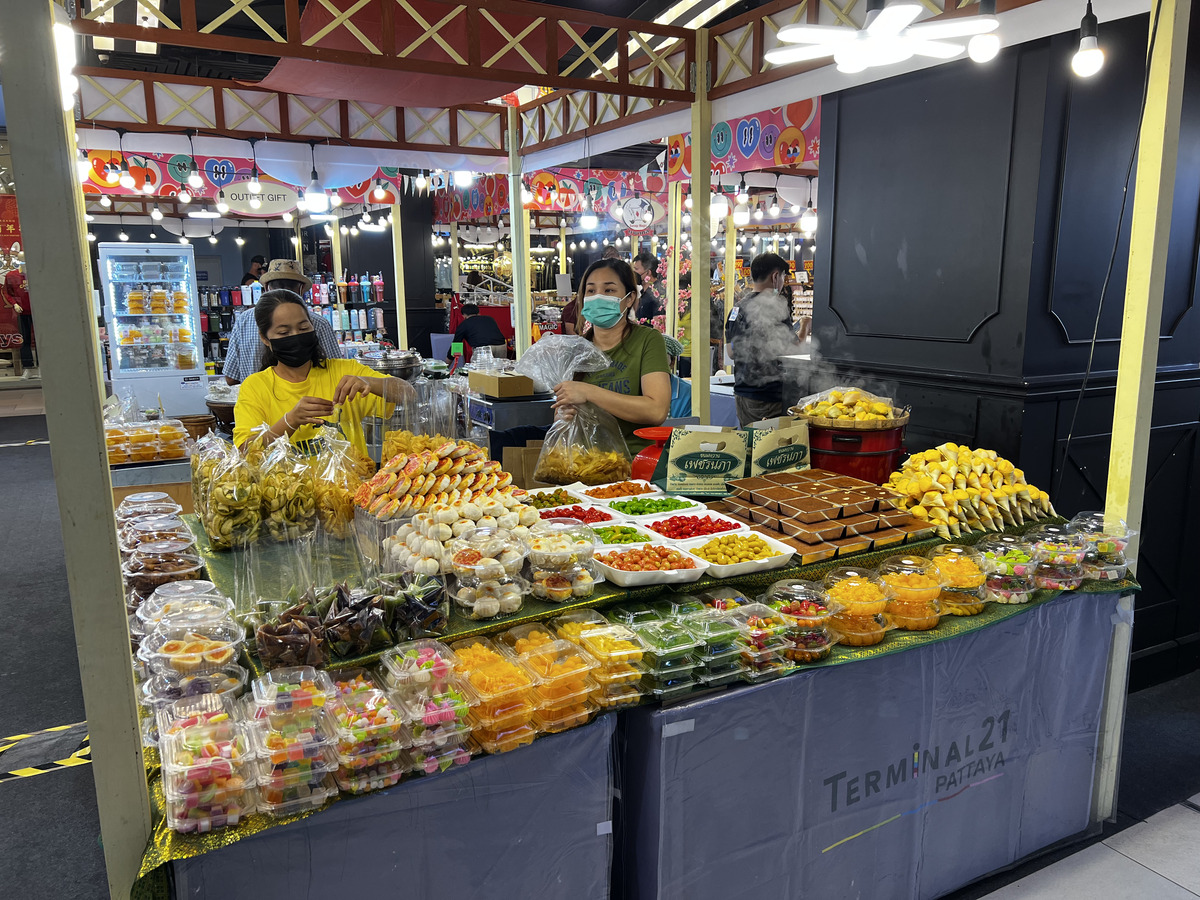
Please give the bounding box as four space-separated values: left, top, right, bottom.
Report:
534 403 632 486
313 431 361 540
793 386 901 422
191 432 229 526
203 445 261 550
258 435 318 543
513 334 612 394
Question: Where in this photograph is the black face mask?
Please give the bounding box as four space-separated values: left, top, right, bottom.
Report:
269 330 318 368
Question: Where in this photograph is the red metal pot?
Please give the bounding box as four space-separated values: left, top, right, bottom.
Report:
807 423 906 485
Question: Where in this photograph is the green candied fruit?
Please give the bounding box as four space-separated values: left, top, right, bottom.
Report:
609 497 697 516
651 598 707 620
633 620 696 651
594 525 652 544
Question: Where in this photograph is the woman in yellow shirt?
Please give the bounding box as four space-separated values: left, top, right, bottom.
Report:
233 290 409 458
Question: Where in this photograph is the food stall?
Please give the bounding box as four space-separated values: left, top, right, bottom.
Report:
3 1 1176 898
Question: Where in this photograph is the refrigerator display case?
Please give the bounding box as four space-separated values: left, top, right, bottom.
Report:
99 243 209 415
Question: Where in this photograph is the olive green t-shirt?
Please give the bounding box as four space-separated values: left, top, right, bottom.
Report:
582 324 670 453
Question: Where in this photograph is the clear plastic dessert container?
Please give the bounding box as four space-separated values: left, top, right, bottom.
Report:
471 718 538 754
530 562 597 602
976 535 1037 577
1082 551 1129 582
1028 524 1089 566
452 574 528 620
682 611 742 658
335 757 408 794
764 580 840 628
250 666 337 715
823 568 890 616
983 572 1035 604
551 609 611 644
495 623 558 656
527 518 601 566
595 682 642 710
380 639 460 692
1032 562 1085 591
926 545 987 590
408 742 472 777
139 664 247 712
727 603 793 648
138 622 244 677
257 773 338 817
632 620 702 667
532 700 596 733
448 526 528 579
878 556 945 603
578 625 646 666
1070 511 1137 555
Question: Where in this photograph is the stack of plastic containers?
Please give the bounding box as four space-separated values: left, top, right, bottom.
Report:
500 627 598 734
605 604 660 628
527 519 600 602
1028 524 1088 591
574 623 648 709
448 527 529 620
632 619 702 701
120 515 193 560
824 568 891 648
123 424 163 464
380 640 474 776
134 582 245 710
156 419 189 460
157 694 256 833
1071 512 1135 584
682 610 745 686
115 491 183 528
451 637 541 754
122 539 204 609
764 580 841 661
927 545 989 616
650 596 709 620
728 603 793 682
246 668 340 816
878 556 944 631
977 535 1037 604
105 424 131 466
327 669 409 794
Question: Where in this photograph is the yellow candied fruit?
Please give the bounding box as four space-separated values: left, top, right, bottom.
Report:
931 555 985 588
692 534 781 566
827 579 885 605
881 572 940 590
581 633 642 662
512 630 554 656
467 659 531 694
556 622 598 643
455 641 505 672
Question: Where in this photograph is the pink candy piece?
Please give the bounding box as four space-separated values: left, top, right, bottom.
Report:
423 756 438 774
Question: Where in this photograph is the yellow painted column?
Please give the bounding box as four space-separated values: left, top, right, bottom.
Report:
559 218 567 276
390 202 408 349
0 3 152 897
450 221 461 295
330 216 344 280
293 220 303 265
1096 0 1191 827
1105 0 1191 557
507 107 533 357
666 180 682 342
689 28 712 422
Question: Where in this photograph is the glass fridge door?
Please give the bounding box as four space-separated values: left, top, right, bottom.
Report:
101 245 203 376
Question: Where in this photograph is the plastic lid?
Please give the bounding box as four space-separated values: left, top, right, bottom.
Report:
1069 511 1136 543
528 519 600 564
327 687 406 747
394 680 474 729
131 539 199 561
380 639 459 687
137 624 244 675
632 620 702 654
977 535 1034 557
682 610 741 644
605 605 661 627
495 623 557 656
579 625 646 664
250 667 337 713
649 597 708 620
823 568 889 606
136 592 234 633
448 636 509 673
766 580 840 623
551 609 611 643
460 655 537 703
727 603 792 640
138 665 247 711
119 491 173 509
927 544 987 588
149 580 222 603
519 639 598 686
115 502 184 525
448 527 527 579
156 692 241 740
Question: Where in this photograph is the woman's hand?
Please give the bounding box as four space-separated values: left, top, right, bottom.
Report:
334 374 371 404
552 380 594 409
289 395 334 427
555 404 578 422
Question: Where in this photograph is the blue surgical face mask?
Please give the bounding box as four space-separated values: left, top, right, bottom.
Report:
582 291 632 329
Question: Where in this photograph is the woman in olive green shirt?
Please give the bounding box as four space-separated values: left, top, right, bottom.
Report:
551 258 671 453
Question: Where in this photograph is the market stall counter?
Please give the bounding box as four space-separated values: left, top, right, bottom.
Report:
619 590 1122 900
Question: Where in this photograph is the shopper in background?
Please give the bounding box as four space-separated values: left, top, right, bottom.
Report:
2 261 35 377
249 255 266 279
224 259 341 385
233 289 409 458
449 303 507 362
602 246 621 261
725 252 801 426
632 251 665 325
239 273 257 287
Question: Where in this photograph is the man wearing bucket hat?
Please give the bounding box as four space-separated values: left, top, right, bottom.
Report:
223 259 343 384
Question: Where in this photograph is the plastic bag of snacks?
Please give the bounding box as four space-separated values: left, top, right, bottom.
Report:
534 404 632 486
513 333 612 394
203 446 261 550
312 431 361 540
258 435 318 543
191 432 228 524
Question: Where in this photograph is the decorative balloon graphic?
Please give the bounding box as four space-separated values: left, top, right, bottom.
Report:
204 159 237 188
668 100 820 182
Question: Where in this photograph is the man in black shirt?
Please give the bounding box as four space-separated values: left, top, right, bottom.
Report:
450 303 508 362
632 251 665 324
726 253 801 426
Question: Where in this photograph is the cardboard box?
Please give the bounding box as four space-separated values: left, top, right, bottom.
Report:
501 440 554 490
746 416 811 478
665 426 749 497
468 371 535 398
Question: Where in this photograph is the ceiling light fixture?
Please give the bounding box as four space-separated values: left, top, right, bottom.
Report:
800 177 818 234
77 148 91 182
733 203 750 227
180 236 189 244
765 0 997 72
330 193 342 208
150 204 163 221
415 171 428 192
753 204 764 221
188 204 220 219
373 179 387 200
736 175 749 204
282 211 293 223
186 133 203 189
216 190 229 214
87 232 96 241
176 187 191 204
968 0 1001 63
303 142 329 213
454 170 474 188
1072 1 1104 78
99 194 112 208
769 195 781 217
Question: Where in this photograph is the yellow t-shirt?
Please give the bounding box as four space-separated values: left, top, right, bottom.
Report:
233 358 389 459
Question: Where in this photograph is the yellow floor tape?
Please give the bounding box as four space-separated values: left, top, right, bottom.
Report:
0 721 85 754
0 724 91 783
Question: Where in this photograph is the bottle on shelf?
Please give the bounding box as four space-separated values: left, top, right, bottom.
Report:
360 273 370 302
372 272 384 303
348 274 360 303
251 280 262 305
337 271 349 305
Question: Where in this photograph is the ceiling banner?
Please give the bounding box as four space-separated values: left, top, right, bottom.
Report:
667 99 821 182
0 194 20 253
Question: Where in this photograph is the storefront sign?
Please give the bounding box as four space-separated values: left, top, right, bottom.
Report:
0 194 21 253
222 179 297 217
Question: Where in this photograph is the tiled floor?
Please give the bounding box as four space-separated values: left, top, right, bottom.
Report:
985 803 1200 898
0 387 44 417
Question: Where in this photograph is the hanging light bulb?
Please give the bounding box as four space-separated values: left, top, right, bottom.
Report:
733 203 750 227
1072 1 1104 77
769 196 781 217
569 241 577 251
77 149 91 182
753 204 764 221
303 144 329 213
99 195 112 208
684 194 693 210
235 231 245 246
590 240 598 249
176 188 191 204
790 203 801 215
289 235 298 245
216 190 229 214
248 167 262 194
118 225 129 242
968 1 1002 64
454 170 474 188
350 226 359 236
602 238 609 246
373 179 387 200
682 212 691 227
187 160 203 190
736 176 749 204
521 185 533 204
87 232 96 242
415 171 428 191
580 209 599 231
118 158 135 190
800 203 818 234
710 192 730 218
342 225 350 236
249 196 262 210
208 233 218 245
180 236 189 244
330 193 342 208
